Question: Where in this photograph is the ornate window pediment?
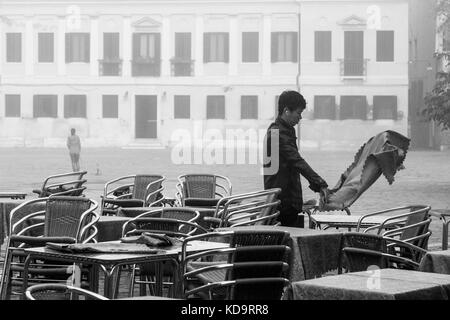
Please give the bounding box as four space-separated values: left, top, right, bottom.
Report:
338 15 366 27
132 17 161 31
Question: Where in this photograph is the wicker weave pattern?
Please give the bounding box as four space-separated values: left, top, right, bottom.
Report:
184 175 216 199
231 230 289 246
133 175 163 200
44 197 91 238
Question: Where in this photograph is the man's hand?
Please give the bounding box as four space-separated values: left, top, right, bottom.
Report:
320 187 330 204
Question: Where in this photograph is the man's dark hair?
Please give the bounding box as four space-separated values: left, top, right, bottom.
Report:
278 90 306 115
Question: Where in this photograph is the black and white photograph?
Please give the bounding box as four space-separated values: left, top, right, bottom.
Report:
0 0 449 309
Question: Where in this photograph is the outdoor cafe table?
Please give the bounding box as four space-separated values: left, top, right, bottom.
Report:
20 240 229 299
309 214 400 231
283 268 450 300
419 249 450 275
216 225 344 281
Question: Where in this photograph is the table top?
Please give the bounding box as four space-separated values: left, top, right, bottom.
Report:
217 225 342 237
310 214 403 226
0 192 27 199
23 240 229 265
285 268 450 300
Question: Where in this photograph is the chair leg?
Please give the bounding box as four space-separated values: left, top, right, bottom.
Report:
128 264 137 297
0 248 13 300
113 266 122 299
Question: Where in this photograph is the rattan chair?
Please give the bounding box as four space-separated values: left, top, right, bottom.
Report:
32 171 88 197
203 188 281 229
338 232 427 273
175 174 232 207
101 174 165 215
180 231 290 300
25 283 109 300
0 196 99 300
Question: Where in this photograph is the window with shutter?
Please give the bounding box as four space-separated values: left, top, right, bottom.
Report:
206 95 225 119
38 33 54 63
376 31 394 62
240 96 258 119
340 96 367 120
274 95 280 118
64 95 87 118
5 95 21 117
203 33 229 63
33 95 58 118
271 32 298 62
65 33 90 63
373 96 397 120
6 33 22 62
242 32 259 62
132 33 161 76
103 33 120 60
314 96 336 119
174 95 190 119
102 95 118 118
314 31 331 62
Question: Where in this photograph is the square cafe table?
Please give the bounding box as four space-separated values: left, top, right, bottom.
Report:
20 240 229 299
284 268 450 300
309 214 403 231
216 225 344 281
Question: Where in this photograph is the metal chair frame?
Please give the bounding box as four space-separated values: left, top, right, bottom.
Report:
33 171 88 197
175 174 232 206
25 283 109 300
101 174 165 215
0 196 99 300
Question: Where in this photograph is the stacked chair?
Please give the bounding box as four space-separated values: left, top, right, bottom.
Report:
0 196 99 299
32 171 88 197
101 174 165 215
175 174 232 207
180 230 291 300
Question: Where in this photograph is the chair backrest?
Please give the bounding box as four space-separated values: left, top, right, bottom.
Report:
231 230 290 246
133 174 165 202
216 189 281 227
177 174 232 200
36 171 88 197
9 196 99 243
183 174 216 198
122 217 206 238
25 283 109 300
340 232 388 272
400 206 430 243
181 236 290 300
45 196 92 238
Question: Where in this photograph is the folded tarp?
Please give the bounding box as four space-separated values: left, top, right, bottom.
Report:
319 130 410 211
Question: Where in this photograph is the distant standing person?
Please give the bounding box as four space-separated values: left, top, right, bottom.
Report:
263 90 329 227
67 128 81 172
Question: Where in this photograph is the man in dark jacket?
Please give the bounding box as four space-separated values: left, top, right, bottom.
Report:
263 90 329 227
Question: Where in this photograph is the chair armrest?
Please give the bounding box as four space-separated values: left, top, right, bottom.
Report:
203 216 222 229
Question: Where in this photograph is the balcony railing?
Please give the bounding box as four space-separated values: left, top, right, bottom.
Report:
170 58 195 76
339 59 369 78
132 58 161 77
99 59 122 76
